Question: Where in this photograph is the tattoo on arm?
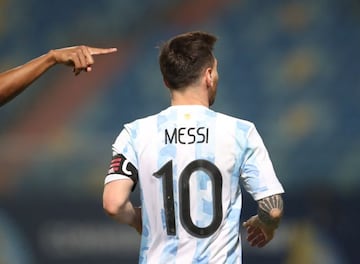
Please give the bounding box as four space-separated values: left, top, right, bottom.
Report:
257 194 283 227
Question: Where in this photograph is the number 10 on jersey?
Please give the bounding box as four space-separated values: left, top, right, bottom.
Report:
153 159 223 238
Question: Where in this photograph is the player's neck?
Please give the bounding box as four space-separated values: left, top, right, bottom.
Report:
170 85 209 107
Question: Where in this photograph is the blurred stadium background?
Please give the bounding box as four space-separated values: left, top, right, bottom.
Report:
0 0 359 263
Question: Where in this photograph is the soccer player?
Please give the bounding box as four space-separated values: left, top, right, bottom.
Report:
103 31 284 263
0 45 117 107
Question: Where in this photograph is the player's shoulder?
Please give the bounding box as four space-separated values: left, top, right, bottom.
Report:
117 114 159 144
215 111 255 131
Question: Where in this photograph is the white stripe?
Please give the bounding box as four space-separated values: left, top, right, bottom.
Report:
104 174 131 185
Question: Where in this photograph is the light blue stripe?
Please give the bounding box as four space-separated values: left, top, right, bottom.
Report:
194 109 217 261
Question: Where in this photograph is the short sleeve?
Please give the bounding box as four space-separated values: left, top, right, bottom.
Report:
104 126 139 189
240 125 284 200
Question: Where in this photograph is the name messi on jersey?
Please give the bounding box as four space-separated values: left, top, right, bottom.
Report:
165 127 209 144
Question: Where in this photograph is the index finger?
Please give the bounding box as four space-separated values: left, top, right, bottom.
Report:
88 47 118 55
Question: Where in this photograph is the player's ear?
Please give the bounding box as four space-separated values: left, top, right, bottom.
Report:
205 67 213 88
163 77 171 88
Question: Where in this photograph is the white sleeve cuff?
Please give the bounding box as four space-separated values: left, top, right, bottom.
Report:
104 174 131 185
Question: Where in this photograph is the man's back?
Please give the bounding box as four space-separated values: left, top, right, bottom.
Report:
113 105 283 263
103 31 284 263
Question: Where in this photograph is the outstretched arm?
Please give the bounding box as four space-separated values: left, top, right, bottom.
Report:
0 45 117 107
243 194 283 248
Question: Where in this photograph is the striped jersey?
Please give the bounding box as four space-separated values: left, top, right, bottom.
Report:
104 105 284 264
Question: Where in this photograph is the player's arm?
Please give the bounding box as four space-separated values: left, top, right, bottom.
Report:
103 152 142 234
103 179 142 234
0 45 117 107
257 193 283 227
243 193 283 248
